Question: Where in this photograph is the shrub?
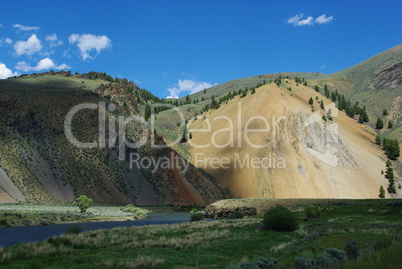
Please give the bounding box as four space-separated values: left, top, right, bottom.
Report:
72 195 93 214
314 248 344 268
228 211 244 219
0 218 9 227
326 248 345 262
294 257 314 269
304 207 320 219
66 225 82 235
262 206 298 232
120 204 147 219
345 239 359 260
190 213 204 222
47 237 72 247
233 257 278 269
315 255 338 268
189 208 198 214
373 238 392 251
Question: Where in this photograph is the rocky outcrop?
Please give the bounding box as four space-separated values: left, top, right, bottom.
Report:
94 82 139 114
376 60 402 89
204 205 257 219
367 60 402 90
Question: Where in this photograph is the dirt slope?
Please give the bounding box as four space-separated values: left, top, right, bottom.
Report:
188 81 389 199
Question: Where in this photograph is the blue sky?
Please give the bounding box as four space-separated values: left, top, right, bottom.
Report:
0 0 401 98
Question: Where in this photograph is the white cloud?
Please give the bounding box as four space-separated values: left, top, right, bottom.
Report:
13 24 40 31
287 13 314 26
45 33 63 47
15 57 70 72
0 63 19 79
5 38 13 45
68 33 111 60
287 13 333 26
62 50 71 58
14 34 42 56
298 16 314 26
167 79 217 98
315 14 334 24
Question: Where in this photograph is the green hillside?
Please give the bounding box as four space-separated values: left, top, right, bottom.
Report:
312 44 402 144
0 72 226 205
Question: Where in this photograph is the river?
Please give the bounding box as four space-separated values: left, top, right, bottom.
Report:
0 212 193 247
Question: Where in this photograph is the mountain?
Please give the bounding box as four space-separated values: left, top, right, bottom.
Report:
186 80 388 198
0 45 400 205
0 72 226 205
155 45 401 199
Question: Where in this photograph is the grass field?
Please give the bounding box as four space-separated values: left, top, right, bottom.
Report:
0 199 401 268
0 205 146 227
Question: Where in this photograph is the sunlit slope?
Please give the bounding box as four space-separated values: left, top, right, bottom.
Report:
187 81 388 199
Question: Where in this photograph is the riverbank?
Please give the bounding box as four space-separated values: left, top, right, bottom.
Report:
0 212 193 248
0 205 147 228
1 201 401 268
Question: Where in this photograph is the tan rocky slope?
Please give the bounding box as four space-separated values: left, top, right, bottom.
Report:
187 80 390 199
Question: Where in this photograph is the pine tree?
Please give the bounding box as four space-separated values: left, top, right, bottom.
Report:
383 138 400 160
376 117 384 129
383 108 388 116
358 114 364 124
144 103 151 121
379 185 385 198
375 135 382 145
388 121 393 129
324 84 330 98
361 110 369 122
210 95 218 109
384 160 396 194
314 85 320 92
320 100 324 110
309 97 314 105
181 127 188 143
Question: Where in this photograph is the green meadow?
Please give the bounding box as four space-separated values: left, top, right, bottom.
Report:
0 199 401 268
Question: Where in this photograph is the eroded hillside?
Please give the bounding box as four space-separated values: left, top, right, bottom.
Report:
187 80 391 198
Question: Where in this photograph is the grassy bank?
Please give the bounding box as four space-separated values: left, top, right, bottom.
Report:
0 199 401 268
0 205 147 228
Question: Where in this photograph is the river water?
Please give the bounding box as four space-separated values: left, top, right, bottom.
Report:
0 212 192 247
